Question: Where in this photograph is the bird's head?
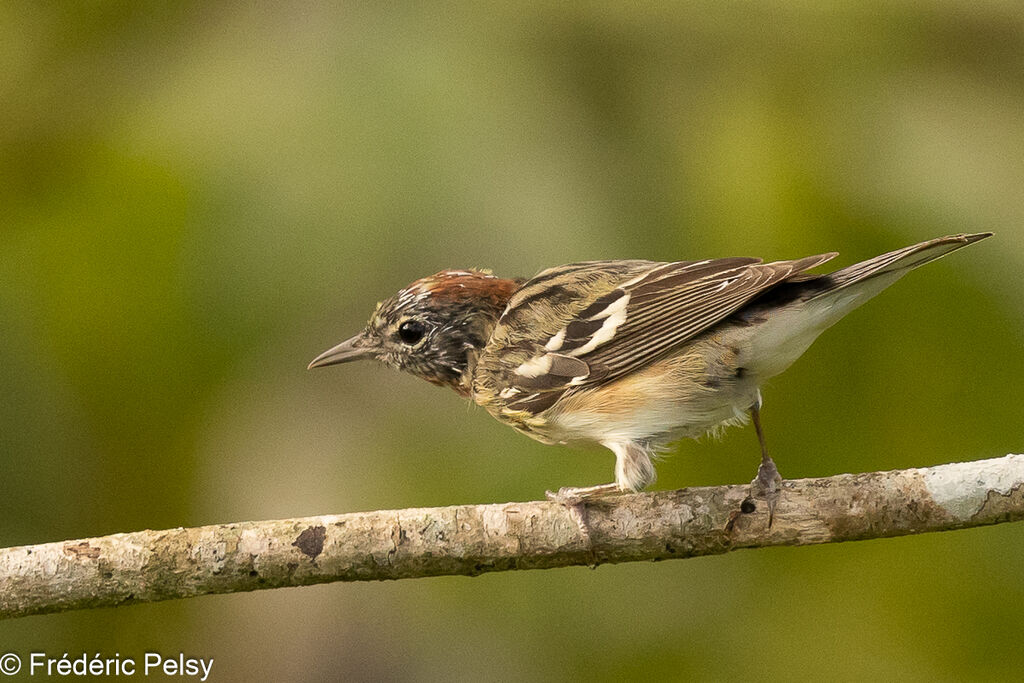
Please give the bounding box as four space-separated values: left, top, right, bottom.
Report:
309 269 521 395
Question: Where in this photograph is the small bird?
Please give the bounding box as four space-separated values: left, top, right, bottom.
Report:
309 233 991 514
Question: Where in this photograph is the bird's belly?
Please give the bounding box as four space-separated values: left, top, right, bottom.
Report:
543 397 748 445
534 347 760 446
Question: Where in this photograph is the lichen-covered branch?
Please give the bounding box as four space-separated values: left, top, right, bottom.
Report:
2 454 1023 620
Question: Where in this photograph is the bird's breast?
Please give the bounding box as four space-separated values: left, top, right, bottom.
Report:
476 338 761 447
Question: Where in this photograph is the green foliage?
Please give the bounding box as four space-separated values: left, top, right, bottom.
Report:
1 2 1022 679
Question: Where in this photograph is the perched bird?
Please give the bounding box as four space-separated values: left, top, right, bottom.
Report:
309 233 991 513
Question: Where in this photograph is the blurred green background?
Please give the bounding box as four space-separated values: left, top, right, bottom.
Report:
2 2 1023 681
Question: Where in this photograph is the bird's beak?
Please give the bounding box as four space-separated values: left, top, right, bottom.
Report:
308 333 376 369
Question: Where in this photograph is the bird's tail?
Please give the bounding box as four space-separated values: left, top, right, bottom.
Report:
740 232 992 380
809 232 992 299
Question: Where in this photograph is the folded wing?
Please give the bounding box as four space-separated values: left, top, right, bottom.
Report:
485 253 836 416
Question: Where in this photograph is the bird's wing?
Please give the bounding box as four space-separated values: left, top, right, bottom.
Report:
477 253 836 416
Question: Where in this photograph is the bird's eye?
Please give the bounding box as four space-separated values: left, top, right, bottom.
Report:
397 319 427 345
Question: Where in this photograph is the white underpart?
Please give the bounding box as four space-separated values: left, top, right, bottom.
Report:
742 270 905 380
553 395 752 445
568 292 630 357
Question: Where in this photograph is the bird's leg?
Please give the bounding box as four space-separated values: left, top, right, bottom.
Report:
546 441 654 549
748 397 782 526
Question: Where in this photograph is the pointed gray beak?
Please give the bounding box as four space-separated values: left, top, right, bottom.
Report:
308 334 376 369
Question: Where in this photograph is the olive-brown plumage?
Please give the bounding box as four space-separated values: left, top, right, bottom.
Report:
310 233 991 503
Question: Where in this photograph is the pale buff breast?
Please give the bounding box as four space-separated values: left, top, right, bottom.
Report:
528 336 761 447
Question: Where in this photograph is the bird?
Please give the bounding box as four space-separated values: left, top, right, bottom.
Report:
309 233 991 517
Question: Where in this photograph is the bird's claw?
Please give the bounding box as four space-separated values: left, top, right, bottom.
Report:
748 457 783 528
546 488 593 550
545 484 620 553
545 487 585 507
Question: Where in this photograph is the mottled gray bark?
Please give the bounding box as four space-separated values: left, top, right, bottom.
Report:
2 454 1022 620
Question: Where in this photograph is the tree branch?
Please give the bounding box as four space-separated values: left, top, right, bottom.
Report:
3 454 1023 620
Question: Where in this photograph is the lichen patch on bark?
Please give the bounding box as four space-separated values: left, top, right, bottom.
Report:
922 454 1024 521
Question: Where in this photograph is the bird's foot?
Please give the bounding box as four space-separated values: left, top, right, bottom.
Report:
545 483 620 506
545 484 621 553
747 457 783 528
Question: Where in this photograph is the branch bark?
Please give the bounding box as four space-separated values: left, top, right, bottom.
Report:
3 454 1023 620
